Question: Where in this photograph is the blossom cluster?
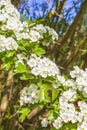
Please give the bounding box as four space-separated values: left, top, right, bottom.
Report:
0 0 58 55
52 66 87 97
52 66 87 129
0 0 20 23
0 0 58 43
20 84 40 106
77 101 87 130
53 88 87 130
0 0 30 40
53 89 77 129
70 66 87 96
0 1 21 29
31 24 58 45
0 35 18 52
52 75 74 89
27 54 60 78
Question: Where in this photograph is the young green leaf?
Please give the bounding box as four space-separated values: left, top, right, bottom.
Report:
18 108 30 122
32 46 46 56
15 62 28 74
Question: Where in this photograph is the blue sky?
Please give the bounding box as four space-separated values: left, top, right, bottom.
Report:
64 0 84 23
18 0 55 20
18 0 84 23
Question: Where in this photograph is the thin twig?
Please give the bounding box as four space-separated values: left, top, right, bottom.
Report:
9 112 18 119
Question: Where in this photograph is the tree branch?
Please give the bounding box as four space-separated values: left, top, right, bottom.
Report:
60 0 87 44
47 0 87 55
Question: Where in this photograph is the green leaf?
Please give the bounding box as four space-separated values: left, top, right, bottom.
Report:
51 127 57 130
4 62 11 70
38 82 51 102
20 73 34 80
1 51 16 70
44 76 56 83
52 89 58 101
15 62 28 74
17 108 30 122
63 122 77 130
39 85 45 102
43 83 51 90
32 46 46 56
48 111 55 121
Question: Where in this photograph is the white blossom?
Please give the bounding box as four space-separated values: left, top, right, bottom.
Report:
0 35 18 52
61 89 76 102
20 84 40 106
70 66 87 95
53 117 63 129
41 118 48 128
27 54 60 78
77 120 87 130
